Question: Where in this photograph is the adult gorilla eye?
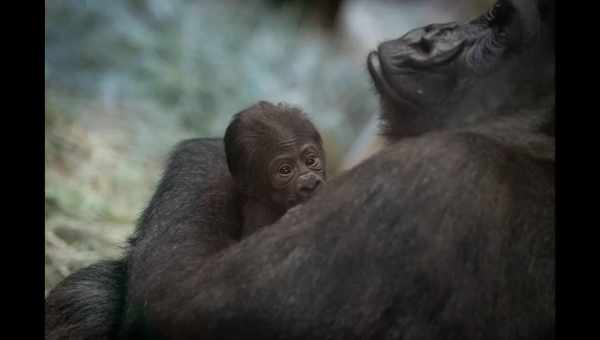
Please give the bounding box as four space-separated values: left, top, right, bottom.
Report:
485 6 497 21
486 1 502 21
306 158 315 166
485 0 511 26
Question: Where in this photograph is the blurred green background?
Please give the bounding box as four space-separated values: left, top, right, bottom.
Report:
45 0 493 295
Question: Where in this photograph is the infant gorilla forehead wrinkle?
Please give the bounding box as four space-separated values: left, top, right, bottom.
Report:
224 101 327 238
276 139 300 148
271 144 321 163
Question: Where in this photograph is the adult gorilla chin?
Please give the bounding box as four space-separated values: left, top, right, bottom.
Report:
45 0 554 339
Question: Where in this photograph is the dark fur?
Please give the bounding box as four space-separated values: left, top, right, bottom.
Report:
223 101 326 236
45 0 554 339
224 100 323 192
45 260 127 340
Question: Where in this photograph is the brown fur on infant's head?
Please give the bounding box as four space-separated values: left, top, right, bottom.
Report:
224 101 327 237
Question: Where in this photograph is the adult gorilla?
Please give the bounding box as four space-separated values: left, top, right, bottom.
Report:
46 0 554 339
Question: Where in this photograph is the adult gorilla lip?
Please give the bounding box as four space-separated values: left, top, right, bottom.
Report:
367 51 424 113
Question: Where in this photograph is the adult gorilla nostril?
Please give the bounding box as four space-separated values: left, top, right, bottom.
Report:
413 38 432 54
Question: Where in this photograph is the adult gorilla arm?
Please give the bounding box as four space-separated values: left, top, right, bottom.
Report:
126 114 554 339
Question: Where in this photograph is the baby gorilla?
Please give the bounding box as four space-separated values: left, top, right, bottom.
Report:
225 101 326 237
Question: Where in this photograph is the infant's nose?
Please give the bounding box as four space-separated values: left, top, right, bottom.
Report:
297 174 322 197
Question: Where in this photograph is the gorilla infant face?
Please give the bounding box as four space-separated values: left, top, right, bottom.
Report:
267 140 325 210
225 100 327 219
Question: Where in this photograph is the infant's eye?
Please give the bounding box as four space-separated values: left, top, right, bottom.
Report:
306 158 316 166
279 165 292 175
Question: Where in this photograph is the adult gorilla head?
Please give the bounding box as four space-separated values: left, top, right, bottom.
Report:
368 0 554 139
